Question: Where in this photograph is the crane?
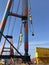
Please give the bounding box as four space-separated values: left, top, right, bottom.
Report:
0 0 34 63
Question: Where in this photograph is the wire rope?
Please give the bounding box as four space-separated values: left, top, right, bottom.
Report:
9 0 22 54
16 21 23 54
28 0 34 36
10 0 20 35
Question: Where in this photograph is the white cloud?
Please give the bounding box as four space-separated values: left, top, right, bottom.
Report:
29 40 49 46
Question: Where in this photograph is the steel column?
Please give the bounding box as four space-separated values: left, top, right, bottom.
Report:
22 0 28 56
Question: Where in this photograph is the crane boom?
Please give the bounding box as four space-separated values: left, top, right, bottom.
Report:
0 0 13 41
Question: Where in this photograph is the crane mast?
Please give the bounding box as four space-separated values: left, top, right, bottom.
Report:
22 0 28 56
0 0 29 56
0 0 32 63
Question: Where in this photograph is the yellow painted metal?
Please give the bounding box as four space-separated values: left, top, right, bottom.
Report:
36 47 49 57
36 57 49 64
36 47 49 64
20 33 23 42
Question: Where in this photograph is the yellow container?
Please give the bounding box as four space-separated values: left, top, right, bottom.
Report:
36 47 49 57
36 47 49 64
36 57 49 64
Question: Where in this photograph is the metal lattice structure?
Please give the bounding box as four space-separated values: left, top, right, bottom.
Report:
0 0 33 63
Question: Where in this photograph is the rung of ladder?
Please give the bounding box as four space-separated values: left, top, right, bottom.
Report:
6 35 13 38
3 50 10 52
4 47 10 49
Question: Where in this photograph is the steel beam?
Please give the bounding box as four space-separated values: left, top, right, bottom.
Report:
9 12 27 19
22 0 28 56
0 0 13 41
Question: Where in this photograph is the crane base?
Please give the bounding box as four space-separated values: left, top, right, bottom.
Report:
0 55 30 62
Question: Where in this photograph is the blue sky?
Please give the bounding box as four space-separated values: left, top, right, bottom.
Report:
0 0 49 58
